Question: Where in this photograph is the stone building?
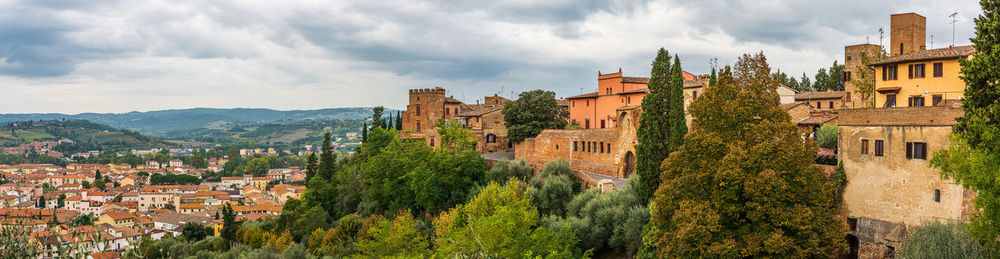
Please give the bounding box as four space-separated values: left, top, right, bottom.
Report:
838 12 976 257
515 105 640 184
401 87 513 153
844 43 882 108
565 69 709 130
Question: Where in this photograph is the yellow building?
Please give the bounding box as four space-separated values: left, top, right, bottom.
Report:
870 45 973 108
838 12 976 258
97 211 135 229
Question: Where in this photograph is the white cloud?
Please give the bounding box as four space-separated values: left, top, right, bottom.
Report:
0 0 984 114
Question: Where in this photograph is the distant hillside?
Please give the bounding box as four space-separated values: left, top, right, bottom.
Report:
163 119 364 147
0 120 175 152
0 107 379 135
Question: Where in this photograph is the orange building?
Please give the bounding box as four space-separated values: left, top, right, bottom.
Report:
566 69 704 129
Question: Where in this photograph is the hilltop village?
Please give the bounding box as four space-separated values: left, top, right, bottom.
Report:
0 10 991 258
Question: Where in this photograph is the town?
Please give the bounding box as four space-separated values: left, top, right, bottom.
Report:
0 2 997 259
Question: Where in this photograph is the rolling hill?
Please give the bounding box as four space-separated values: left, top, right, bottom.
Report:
0 107 380 136
0 120 175 152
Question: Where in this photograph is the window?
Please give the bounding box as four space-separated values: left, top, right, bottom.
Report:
845 71 852 81
933 62 943 77
416 121 421 131
883 65 898 81
914 64 925 78
455 108 459 115
593 142 598 153
486 134 496 143
586 100 590 106
906 142 927 160
445 108 450 115
692 91 698 100
416 105 421 116
829 101 834 109
908 96 925 107
884 94 897 108
874 140 884 156
607 143 611 152
599 142 604 153
933 95 943 106
847 56 853 61
861 140 869 154
899 43 904 55
817 102 822 109
933 189 941 202
600 120 606 128
585 119 590 129
572 101 575 107
573 141 578 152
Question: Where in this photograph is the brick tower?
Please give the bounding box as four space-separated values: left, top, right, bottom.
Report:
890 13 926 56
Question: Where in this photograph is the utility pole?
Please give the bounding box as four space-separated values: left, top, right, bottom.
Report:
878 28 884 49
950 12 959 46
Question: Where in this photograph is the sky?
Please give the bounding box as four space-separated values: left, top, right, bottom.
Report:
0 0 983 114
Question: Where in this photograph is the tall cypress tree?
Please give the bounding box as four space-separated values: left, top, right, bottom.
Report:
318 132 337 180
667 55 688 152
387 112 394 130
94 169 101 181
709 67 717 86
305 153 318 182
635 48 675 201
396 111 403 130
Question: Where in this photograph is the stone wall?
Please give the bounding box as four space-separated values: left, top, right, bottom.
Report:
515 106 640 179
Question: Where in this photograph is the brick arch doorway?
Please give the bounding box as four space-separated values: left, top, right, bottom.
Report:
623 151 636 178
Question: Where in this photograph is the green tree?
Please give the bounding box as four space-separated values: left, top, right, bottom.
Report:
356 212 430 257
190 154 207 169
484 159 534 184
318 132 337 180
396 111 403 130
529 160 578 216
709 67 717 86
813 67 830 91
304 152 318 182
800 72 813 91
649 53 846 257
552 175 649 255
636 48 686 201
81 180 91 189
57 194 65 208
181 222 213 242
362 122 368 142
433 179 581 258
244 157 270 177
898 221 984 259
93 178 106 191
436 119 477 153
502 89 568 143
372 106 386 129
932 2 1000 254
221 203 240 246
94 169 101 180
816 124 839 149
36 195 45 209
827 60 846 91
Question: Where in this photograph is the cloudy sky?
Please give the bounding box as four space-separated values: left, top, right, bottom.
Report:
0 0 982 114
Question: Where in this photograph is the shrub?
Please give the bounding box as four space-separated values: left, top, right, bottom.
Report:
817 124 838 149
898 221 984 259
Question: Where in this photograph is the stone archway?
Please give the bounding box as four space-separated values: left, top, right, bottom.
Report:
623 151 636 178
845 234 859 259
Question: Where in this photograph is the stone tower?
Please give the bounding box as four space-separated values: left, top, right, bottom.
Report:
843 44 882 108
890 13 926 56
402 87 447 134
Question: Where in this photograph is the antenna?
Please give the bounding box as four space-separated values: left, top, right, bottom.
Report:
930 35 934 49
878 27 884 49
950 12 959 46
866 36 870 44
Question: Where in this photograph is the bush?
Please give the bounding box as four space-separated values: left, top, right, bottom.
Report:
485 159 534 183
549 175 648 255
816 124 838 149
898 221 984 259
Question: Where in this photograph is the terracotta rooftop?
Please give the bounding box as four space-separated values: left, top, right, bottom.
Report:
871 45 975 66
795 91 846 100
621 77 650 84
456 105 503 117
566 91 599 99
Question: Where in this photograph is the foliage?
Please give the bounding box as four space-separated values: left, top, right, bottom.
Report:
433 179 583 258
502 89 569 143
816 124 838 148
0 223 38 258
529 160 578 216
851 47 888 108
304 153 317 182
245 157 271 177
356 212 430 257
319 214 364 257
149 173 201 185
650 53 846 257
636 47 687 201
436 119 477 153
318 132 338 180
190 154 207 169
898 221 984 259
181 222 213 242
485 159 534 184
931 2 1000 254
551 175 649 255
221 203 240 245
70 213 95 227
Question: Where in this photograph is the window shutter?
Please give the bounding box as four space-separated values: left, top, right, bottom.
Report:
882 66 887 81
906 142 913 159
908 64 913 79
